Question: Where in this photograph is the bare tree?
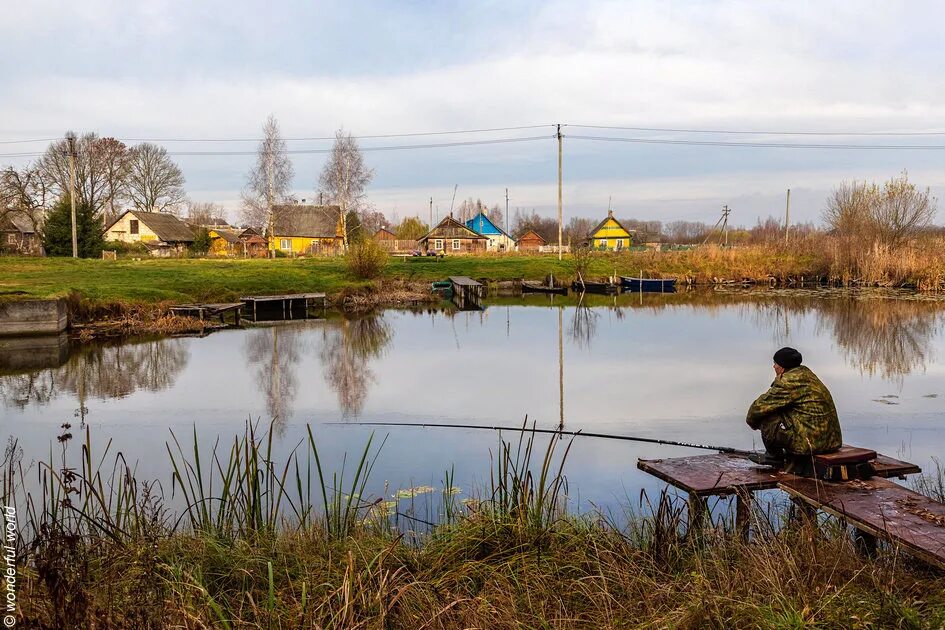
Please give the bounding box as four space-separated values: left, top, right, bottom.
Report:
318 129 374 252
97 138 132 225
185 200 228 226
39 132 115 219
0 163 50 235
126 143 186 213
241 115 294 234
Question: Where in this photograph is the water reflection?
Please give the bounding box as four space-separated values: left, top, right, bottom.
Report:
319 313 393 417
0 338 189 412
244 326 305 429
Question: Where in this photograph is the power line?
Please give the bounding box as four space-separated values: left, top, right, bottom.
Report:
567 134 945 150
567 124 945 136
0 135 553 159
0 124 555 145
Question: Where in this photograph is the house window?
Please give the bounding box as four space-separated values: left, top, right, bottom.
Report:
616 239 624 250
434 239 443 250
280 238 291 250
452 239 461 250
129 219 139 235
6 234 16 244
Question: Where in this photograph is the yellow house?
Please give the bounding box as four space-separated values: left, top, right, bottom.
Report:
104 209 194 253
588 210 634 251
269 204 345 255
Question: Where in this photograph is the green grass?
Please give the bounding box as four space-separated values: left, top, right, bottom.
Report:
0 249 820 305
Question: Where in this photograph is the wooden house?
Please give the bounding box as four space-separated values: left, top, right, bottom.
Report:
516 229 546 253
417 215 487 254
587 210 634 251
373 227 415 253
0 212 42 255
104 210 195 255
270 204 344 255
465 212 515 252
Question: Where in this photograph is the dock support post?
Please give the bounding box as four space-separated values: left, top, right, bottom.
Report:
688 495 707 540
235 309 241 327
735 491 751 541
853 528 879 557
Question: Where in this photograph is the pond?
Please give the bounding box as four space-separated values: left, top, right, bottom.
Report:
2 287 944 521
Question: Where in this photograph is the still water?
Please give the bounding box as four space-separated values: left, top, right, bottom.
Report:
2 288 944 517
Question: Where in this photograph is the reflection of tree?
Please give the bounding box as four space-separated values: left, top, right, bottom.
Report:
320 313 392 417
0 338 189 411
569 298 599 349
245 327 304 429
816 298 943 382
747 294 943 382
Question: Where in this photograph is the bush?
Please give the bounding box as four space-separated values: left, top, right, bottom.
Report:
102 241 148 254
346 239 389 279
42 196 104 258
191 228 211 255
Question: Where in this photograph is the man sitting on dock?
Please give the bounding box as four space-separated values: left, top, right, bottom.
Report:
746 347 842 468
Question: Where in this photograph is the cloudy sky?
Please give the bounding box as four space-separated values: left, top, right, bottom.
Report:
3 0 945 226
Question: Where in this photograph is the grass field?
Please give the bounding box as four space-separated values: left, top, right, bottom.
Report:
0 248 817 304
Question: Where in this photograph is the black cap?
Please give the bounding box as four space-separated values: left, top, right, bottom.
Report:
773 347 803 370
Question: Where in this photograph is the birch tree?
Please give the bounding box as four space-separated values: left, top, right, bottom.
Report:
241 115 294 236
126 143 186 213
318 129 374 251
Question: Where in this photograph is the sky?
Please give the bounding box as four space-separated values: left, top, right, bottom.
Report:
3 0 945 226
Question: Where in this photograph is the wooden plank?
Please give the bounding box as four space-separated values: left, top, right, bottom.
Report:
448 276 482 287
637 453 794 497
874 453 922 478
780 476 945 570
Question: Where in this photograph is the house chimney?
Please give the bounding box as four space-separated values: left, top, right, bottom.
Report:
607 208 614 218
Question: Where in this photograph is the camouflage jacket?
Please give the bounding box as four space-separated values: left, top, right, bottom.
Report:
746 365 842 454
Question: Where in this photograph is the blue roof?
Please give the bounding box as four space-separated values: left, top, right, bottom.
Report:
465 212 507 236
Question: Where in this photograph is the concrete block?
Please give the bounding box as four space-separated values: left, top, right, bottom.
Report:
0 298 69 336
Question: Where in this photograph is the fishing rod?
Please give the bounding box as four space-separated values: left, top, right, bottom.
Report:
330 421 753 456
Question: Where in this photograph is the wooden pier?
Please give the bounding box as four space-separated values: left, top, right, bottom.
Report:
169 302 244 325
448 276 484 310
240 293 326 322
638 448 945 569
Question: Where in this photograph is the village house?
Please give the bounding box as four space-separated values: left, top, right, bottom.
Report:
516 229 546 253
0 212 43 255
417 215 487 254
269 204 344 255
465 212 515 252
587 210 635 251
208 228 268 257
104 210 195 255
373 227 415 253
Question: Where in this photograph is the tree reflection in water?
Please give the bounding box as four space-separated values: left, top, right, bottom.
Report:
569 297 599 349
0 338 190 418
245 326 305 431
320 312 393 417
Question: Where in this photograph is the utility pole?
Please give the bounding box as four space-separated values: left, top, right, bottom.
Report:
66 132 78 258
266 151 274 258
557 123 563 261
505 187 509 237
784 188 791 245
721 205 731 247
429 196 433 229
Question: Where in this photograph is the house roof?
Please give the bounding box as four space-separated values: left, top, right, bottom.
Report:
0 212 36 234
271 204 343 238
465 212 511 238
210 229 243 244
418 215 487 242
517 229 546 244
106 210 195 242
588 210 634 239
374 228 397 240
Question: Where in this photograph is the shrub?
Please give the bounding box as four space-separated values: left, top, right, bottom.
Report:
190 228 211 255
42 196 104 258
346 239 388 279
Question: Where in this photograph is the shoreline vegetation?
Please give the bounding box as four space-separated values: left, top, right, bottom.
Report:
5 422 944 628
1 235 944 338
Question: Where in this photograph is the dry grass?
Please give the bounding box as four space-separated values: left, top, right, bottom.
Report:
6 423 945 629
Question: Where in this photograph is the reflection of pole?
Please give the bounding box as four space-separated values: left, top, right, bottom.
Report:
558 306 564 431
271 328 281 421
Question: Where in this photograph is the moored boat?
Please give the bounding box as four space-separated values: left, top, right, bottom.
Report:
571 280 618 294
522 281 568 295
620 276 677 292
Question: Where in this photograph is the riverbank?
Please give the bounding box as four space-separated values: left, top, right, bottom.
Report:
9 424 945 628
2 242 943 338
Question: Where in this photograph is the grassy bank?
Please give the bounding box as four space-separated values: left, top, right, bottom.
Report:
6 423 945 628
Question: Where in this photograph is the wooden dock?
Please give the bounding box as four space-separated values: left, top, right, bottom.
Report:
240 293 326 322
169 302 243 325
448 276 484 310
638 449 944 569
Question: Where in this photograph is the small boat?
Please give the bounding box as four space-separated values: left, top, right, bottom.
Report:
620 276 677 292
571 280 618 294
522 281 568 295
